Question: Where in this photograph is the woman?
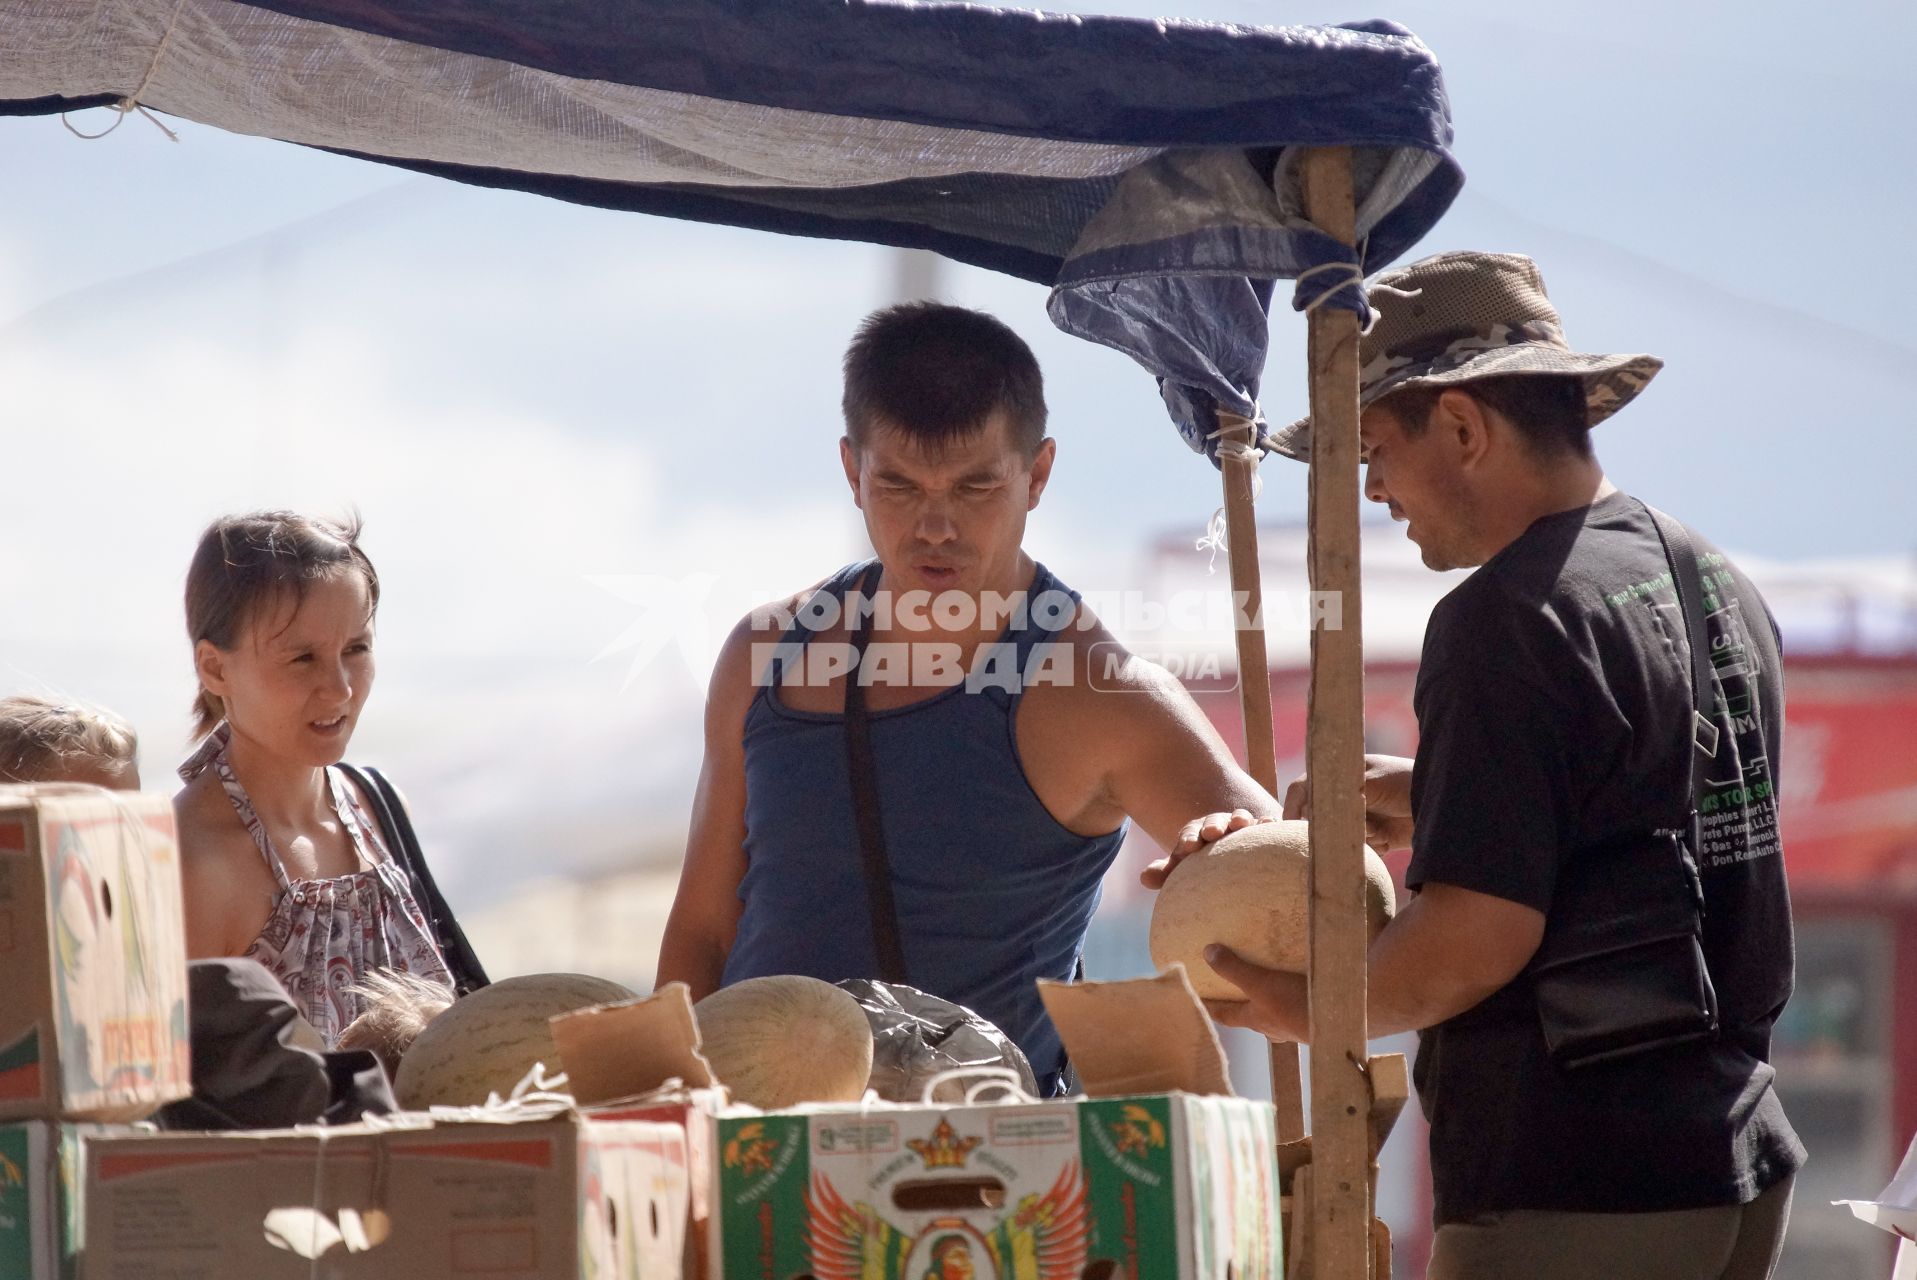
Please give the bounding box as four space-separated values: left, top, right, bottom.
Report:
173 510 454 1047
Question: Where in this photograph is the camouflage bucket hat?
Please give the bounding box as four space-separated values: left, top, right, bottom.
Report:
1270 250 1663 462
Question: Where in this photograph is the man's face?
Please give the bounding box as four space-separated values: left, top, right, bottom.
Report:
841 411 1054 598
1360 400 1485 572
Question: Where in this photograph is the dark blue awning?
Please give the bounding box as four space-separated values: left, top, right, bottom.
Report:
1 0 1460 459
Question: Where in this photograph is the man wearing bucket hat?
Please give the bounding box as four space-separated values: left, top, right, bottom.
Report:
1206 252 1805 1278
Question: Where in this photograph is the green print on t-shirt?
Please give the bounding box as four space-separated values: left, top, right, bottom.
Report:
1609 563 1783 872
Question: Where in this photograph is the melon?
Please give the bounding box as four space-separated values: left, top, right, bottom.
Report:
693 976 874 1109
393 973 635 1108
1149 820 1396 1002
337 969 455 1075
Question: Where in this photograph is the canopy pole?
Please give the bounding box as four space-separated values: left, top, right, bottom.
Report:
1217 412 1307 1145
1300 144 1373 1280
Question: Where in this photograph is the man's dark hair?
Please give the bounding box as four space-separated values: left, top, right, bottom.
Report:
842 302 1047 456
1380 374 1592 459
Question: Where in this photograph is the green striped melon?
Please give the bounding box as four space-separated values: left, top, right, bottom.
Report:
693 976 873 1109
1149 820 1397 1002
394 973 636 1108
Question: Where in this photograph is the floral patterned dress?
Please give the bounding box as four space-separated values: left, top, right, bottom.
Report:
179 724 454 1047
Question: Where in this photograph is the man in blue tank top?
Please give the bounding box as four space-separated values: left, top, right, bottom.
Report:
657 302 1279 1094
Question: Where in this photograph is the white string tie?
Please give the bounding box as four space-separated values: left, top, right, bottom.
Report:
1195 420 1267 573
919 1065 1036 1106
415 1061 576 1125
61 0 188 143
1293 261 1422 335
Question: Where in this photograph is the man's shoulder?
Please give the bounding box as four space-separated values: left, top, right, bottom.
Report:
1022 609 1201 732
1418 562 1591 702
720 571 855 652
1424 566 1526 649
1020 593 1118 682
732 569 854 635
708 572 849 699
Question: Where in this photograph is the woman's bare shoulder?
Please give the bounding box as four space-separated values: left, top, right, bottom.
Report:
174 771 234 845
173 774 276 957
173 773 262 874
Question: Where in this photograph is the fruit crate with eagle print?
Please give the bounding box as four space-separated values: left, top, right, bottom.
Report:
710 1091 1280 1280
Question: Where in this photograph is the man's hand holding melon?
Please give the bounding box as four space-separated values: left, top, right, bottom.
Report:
1145 767 1545 1045
1147 818 1398 1042
1280 753 1416 854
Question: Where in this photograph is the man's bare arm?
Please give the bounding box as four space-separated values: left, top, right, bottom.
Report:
1087 647 1282 877
1204 882 1546 1041
654 616 759 998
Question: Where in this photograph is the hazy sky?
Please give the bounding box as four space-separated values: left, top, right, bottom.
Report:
2 0 1910 902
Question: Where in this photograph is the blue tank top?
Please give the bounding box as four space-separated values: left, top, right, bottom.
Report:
722 560 1128 1094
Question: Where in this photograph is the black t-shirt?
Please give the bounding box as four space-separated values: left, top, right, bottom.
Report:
1407 490 1805 1225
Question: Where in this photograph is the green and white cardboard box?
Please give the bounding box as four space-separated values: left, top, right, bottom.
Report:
708 971 1281 1280
712 1092 1278 1280
0 1120 114 1280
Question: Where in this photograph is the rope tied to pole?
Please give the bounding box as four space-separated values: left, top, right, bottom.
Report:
1292 261 1422 335
61 0 189 142
1196 415 1267 573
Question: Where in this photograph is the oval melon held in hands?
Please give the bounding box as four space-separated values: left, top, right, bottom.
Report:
394 973 637 1108
693 975 874 1110
1148 820 1397 1002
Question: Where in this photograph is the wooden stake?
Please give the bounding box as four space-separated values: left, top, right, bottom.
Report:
1269 1040 1306 1146
1217 412 1306 1145
1285 1166 1315 1280
1301 144 1373 1280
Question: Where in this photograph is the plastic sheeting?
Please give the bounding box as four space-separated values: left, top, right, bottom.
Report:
0 0 1460 460
836 979 1040 1104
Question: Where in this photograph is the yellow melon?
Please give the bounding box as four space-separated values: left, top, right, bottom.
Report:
693 976 873 1109
1148 820 1396 1001
394 973 635 1108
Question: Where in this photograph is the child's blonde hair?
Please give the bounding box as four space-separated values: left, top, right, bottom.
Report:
0 694 139 784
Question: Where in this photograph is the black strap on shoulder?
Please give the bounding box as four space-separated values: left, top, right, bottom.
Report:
843 561 910 984
1641 501 1720 917
335 762 491 995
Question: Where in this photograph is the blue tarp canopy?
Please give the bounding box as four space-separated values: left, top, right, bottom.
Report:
1 0 1460 458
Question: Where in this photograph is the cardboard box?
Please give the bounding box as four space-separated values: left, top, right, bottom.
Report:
711 1090 1277 1280
701 970 1281 1280
549 974 1280 1280
0 1121 77 1280
81 1109 688 1279
553 985 727 1280
0 1120 132 1280
0 786 191 1123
